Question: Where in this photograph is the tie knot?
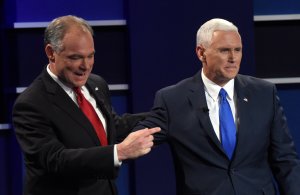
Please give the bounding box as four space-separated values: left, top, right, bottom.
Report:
74 87 83 104
219 88 227 99
74 87 82 95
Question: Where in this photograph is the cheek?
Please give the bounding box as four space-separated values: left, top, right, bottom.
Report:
237 54 243 62
54 60 67 73
216 54 228 61
87 60 94 71
89 59 94 66
217 56 230 67
207 55 224 66
66 60 82 69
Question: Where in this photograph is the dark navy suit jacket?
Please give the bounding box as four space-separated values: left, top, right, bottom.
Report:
135 71 300 195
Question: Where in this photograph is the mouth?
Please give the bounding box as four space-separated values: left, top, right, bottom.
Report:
225 65 237 70
74 72 86 77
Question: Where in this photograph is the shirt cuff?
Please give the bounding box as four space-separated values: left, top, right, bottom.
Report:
114 144 122 167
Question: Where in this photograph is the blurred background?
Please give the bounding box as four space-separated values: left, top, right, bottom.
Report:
1 0 300 194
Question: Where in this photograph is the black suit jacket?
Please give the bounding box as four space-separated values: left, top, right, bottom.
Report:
13 68 144 195
135 71 300 195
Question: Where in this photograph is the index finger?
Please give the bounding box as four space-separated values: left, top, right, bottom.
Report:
144 127 161 135
135 127 161 137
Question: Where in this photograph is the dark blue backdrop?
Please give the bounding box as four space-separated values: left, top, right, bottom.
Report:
1 0 300 195
254 0 300 15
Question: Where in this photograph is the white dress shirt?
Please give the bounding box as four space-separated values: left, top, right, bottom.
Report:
201 69 237 141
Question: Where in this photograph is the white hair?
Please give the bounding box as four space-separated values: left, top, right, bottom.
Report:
196 18 239 47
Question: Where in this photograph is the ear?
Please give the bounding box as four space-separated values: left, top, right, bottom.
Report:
195 45 206 63
45 44 55 62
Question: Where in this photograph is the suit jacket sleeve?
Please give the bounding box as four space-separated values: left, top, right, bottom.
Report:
269 86 300 194
133 89 169 145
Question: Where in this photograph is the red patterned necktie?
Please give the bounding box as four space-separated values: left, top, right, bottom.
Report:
74 87 108 146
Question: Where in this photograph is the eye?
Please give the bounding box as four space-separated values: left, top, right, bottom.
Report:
68 55 82 60
235 48 242 52
87 54 94 59
219 48 230 53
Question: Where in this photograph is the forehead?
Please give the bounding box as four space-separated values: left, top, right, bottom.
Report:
63 26 92 42
211 30 242 47
61 27 94 52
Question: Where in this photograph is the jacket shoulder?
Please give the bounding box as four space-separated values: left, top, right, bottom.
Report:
89 74 106 83
159 76 195 93
236 74 275 89
88 74 110 92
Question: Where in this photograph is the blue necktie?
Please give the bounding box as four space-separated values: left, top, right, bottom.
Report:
219 88 236 159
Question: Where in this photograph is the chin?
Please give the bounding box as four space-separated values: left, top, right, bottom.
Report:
226 71 238 78
74 77 88 85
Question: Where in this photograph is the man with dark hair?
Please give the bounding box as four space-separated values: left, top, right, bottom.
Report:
13 15 160 195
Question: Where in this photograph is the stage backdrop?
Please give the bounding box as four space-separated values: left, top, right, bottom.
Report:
1 0 300 194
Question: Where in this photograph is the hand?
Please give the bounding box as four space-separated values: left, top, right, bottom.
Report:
117 127 161 161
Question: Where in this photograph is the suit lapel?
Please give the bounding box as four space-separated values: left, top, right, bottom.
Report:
42 70 101 145
187 71 225 153
233 75 251 161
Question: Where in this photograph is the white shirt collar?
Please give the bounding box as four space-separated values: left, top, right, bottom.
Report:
46 64 74 96
201 69 235 101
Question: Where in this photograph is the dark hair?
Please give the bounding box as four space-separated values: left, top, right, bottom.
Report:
44 15 94 52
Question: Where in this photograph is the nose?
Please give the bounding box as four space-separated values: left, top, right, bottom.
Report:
79 58 90 69
228 50 235 62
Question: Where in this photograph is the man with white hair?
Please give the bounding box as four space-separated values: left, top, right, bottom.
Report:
135 18 300 194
